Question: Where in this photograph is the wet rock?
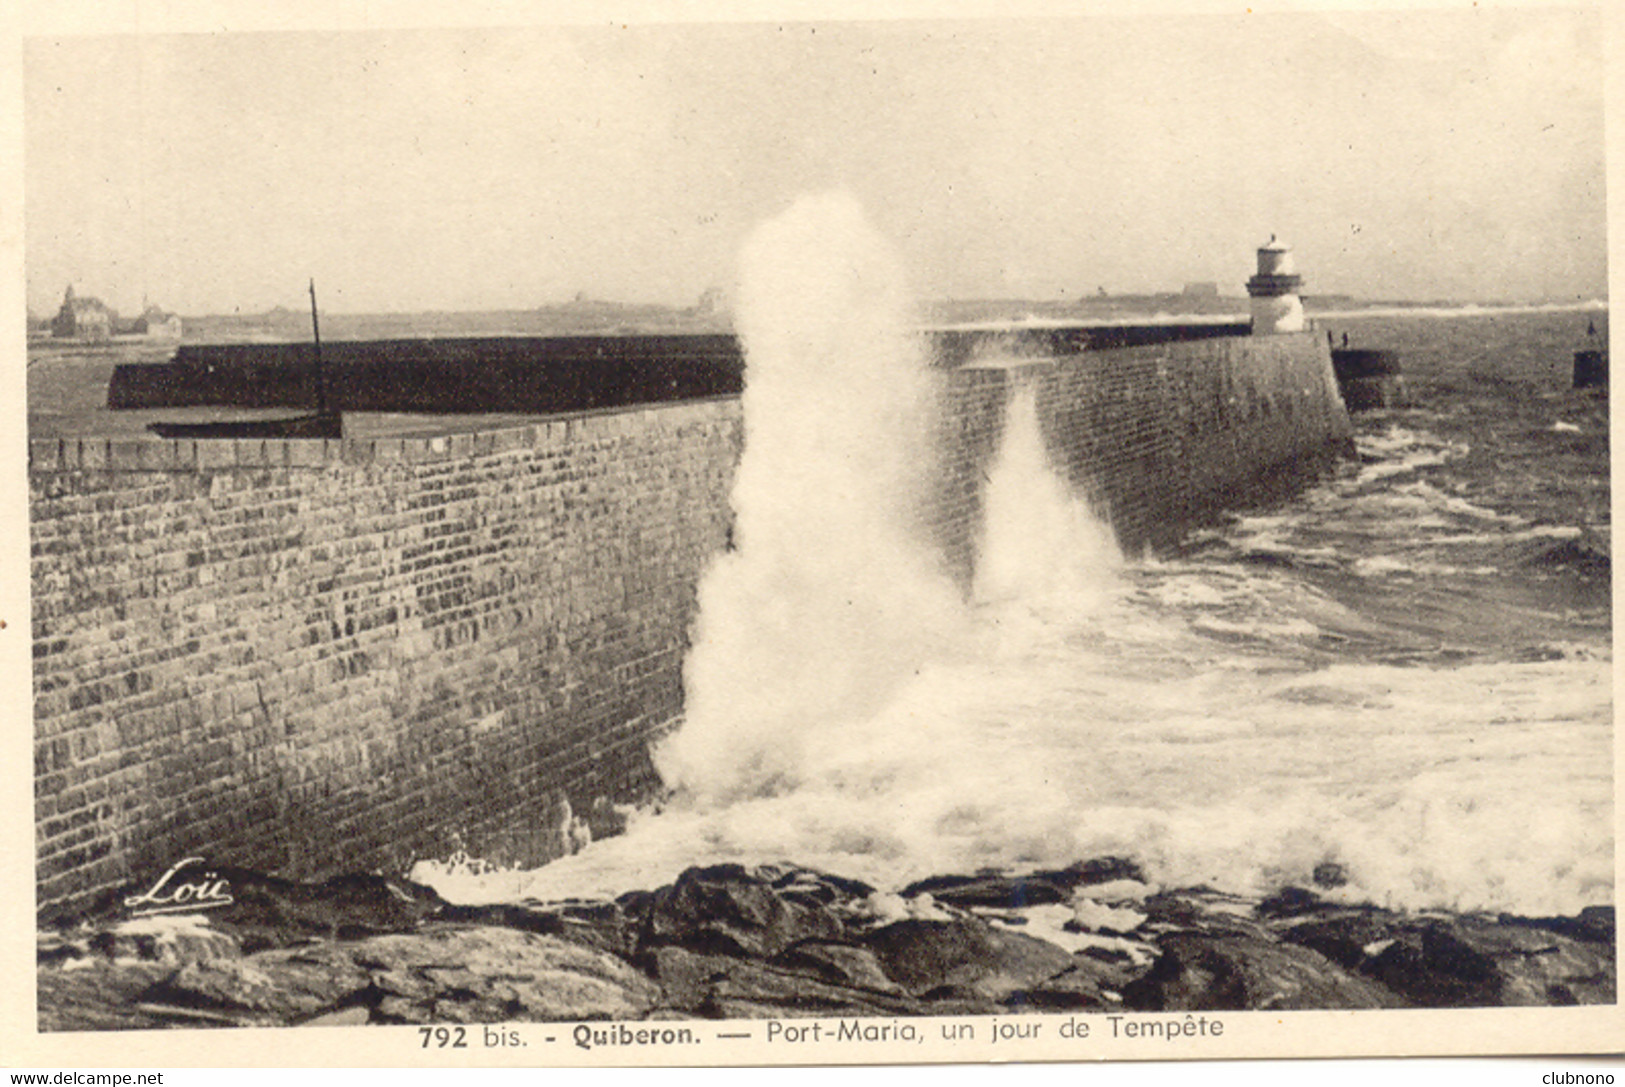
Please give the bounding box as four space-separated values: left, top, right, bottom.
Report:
646 945 732 1014
1503 905 1616 945
1002 958 1133 1011
1438 920 1615 1006
144 941 371 1023
1361 921 1503 1007
769 940 908 995
551 899 644 957
901 858 1145 910
132 1002 269 1028
1261 894 1615 1005
352 924 659 1023
37 931 87 967
95 862 447 953
37 961 174 1032
899 874 1073 910
375 995 432 1024
1255 886 1333 920
30 858 1620 1026
376 994 484 1025
220 870 447 950
446 898 637 958
616 887 657 919
1140 891 1279 941
1078 943 1161 990
1122 932 1406 1011
1312 863 1350 889
758 864 876 909
1039 858 1149 888
650 946 929 1018
640 864 845 959
862 917 1076 1002
301 1005 372 1027
1270 910 1399 972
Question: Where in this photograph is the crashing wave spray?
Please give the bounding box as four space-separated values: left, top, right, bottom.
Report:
654 192 969 803
422 197 1136 901
974 381 1121 607
441 193 1149 902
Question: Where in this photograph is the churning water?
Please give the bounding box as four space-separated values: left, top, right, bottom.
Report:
421 196 1612 918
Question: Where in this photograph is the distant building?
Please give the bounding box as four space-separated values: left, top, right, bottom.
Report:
50 285 115 340
1182 282 1220 299
1302 294 1356 310
690 285 727 316
133 304 183 339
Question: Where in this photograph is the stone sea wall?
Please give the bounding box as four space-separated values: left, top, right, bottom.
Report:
929 331 1352 580
31 331 1352 915
32 401 742 916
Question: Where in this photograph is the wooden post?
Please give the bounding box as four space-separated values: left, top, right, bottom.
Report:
309 278 328 415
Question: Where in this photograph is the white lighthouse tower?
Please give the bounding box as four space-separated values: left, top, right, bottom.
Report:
1246 235 1305 335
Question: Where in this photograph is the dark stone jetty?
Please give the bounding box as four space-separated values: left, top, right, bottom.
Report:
37 859 1614 1030
108 334 748 416
1331 348 1408 411
105 324 1253 417
1573 349 1607 389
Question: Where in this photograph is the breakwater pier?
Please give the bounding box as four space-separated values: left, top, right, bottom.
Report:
32 315 1351 916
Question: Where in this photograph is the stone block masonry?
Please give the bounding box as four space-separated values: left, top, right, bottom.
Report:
928 331 1354 583
32 400 743 916
1049 332 1354 553
32 329 1352 916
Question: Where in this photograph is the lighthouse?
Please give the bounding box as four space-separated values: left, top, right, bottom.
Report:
1246 235 1305 335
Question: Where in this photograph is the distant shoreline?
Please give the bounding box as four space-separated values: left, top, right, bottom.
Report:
25 297 1609 348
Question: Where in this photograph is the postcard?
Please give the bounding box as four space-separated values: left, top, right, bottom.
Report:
3 0 1620 1076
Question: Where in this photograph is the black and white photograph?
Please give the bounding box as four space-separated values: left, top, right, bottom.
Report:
5 0 1619 1071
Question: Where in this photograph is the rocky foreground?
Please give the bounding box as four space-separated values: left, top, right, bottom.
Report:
38 859 1615 1030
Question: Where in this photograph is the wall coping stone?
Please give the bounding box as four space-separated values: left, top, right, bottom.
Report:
27 395 743 475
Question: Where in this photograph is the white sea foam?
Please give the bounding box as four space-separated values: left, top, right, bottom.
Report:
503 634 1610 915
653 191 970 804
1389 481 1522 523
974 381 1119 608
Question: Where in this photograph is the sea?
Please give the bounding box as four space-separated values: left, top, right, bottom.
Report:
418 197 1614 920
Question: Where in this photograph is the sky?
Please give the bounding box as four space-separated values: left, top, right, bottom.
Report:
20 6 1610 316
